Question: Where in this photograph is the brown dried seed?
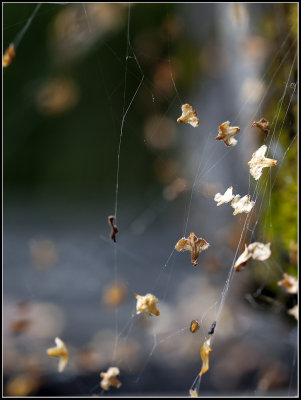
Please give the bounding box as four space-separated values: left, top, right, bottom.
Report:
251 118 270 135
108 216 118 242
190 320 200 333
175 232 209 267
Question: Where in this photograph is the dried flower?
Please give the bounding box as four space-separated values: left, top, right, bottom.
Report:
248 145 277 180
214 186 235 206
198 338 212 376
175 232 210 267
134 293 160 317
190 320 200 333
47 337 68 372
251 118 270 135
177 104 199 127
108 216 118 242
216 121 240 146
3 44 15 68
288 305 298 320
277 273 298 294
100 367 122 391
234 242 271 271
231 194 255 215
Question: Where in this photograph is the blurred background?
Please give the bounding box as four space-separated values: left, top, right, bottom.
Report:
3 3 298 396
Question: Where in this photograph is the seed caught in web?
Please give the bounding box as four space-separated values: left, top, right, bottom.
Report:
208 321 216 335
214 186 235 206
231 194 255 215
248 145 277 180
3 44 15 68
177 104 199 127
277 273 298 294
175 232 210 267
251 118 270 135
100 367 122 391
108 216 118 242
190 320 200 333
216 121 240 147
234 242 271 271
46 337 68 372
134 293 160 317
198 337 212 377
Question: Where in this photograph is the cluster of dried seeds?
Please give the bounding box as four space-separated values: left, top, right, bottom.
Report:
41 101 286 396
214 187 255 215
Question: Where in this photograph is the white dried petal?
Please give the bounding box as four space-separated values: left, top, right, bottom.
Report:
278 273 298 294
234 244 252 270
47 337 68 372
248 242 271 260
177 104 199 127
216 121 240 147
248 145 277 180
214 186 235 206
234 242 271 271
100 367 121 391
134 293 160 317
231 194 255 215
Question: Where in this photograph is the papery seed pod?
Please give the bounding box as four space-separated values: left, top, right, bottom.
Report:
177 104 199 127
